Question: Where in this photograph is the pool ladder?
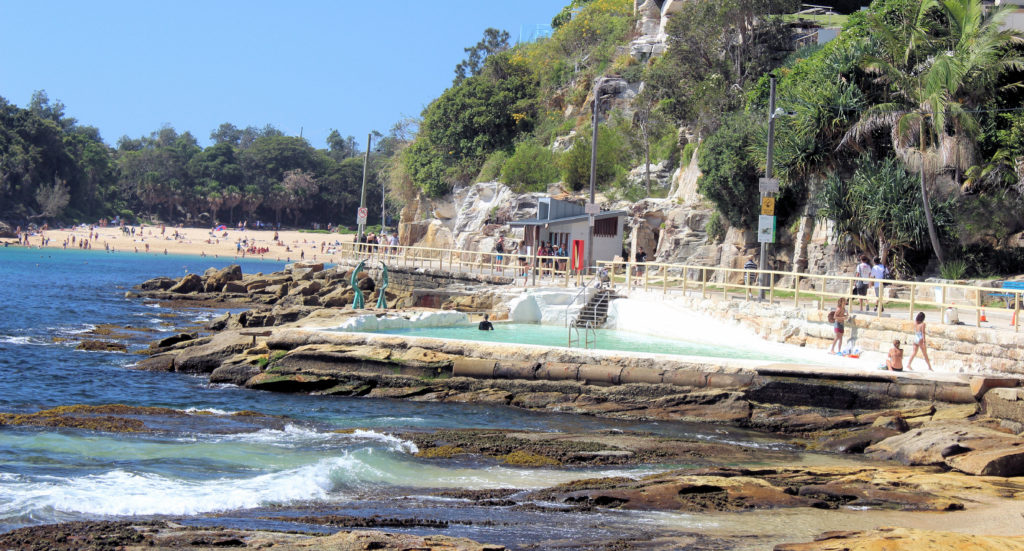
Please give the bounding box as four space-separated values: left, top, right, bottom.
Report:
568 319 597 349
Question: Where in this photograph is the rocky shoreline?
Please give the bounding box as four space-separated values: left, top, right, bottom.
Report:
9 261 1024 550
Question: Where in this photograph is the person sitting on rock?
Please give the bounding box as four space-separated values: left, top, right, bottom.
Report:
886 340 905 371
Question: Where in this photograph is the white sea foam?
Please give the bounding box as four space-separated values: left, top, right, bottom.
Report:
181 407 237 415
0 336 50 346
0 456 360 517
349 429 419 454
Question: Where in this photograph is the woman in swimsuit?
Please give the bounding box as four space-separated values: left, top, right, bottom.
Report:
906 311 933 371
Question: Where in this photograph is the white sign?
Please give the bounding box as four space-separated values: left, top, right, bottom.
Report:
356 207 368 224
757 215 776 243
584 202 600 215
758 177 780 194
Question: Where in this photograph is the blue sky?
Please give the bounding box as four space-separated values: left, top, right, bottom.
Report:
0 0 566 149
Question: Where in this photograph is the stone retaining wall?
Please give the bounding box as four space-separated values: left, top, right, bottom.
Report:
665 294 1024 375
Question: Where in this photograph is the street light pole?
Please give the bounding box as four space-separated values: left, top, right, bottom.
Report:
586 77 604 275
358 132 371 241
759 76 777 300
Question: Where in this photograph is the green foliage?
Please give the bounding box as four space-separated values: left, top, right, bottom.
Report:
501 140 561 192
644 0 793 131
705 211 727 244
560 124 629 191
454 28 511 84
476 150 509 183
697 112 761 228
818 154 954 271
938 258 968 280
679 142 697 166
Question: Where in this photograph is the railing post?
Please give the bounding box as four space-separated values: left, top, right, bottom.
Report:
1016 292 1020 333
682 266 688 296
794 274 800 308
877 282 883 318
909 283 915 319
976 288 982 328
769 272 775 304
662 265 667 295
702 268 708 298
643 263 649 291
819 275 825 311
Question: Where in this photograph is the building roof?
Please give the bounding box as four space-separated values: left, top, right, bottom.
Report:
508 210 627 227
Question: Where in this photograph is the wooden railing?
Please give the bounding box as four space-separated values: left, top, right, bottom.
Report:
329 241 1022 332
597 259 1022 332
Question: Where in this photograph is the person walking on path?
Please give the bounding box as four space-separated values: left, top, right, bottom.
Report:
829 297 848 354
744 256 758 299
871 257 888 313
906 312 933 371
854 255 872 311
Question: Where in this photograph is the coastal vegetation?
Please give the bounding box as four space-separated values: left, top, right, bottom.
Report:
2 0 1024 276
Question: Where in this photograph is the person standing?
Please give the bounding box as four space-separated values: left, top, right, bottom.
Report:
871 257 888 313
906 312 933 371
829 297 848 354
854 255 872 311
744 256 758 298
478 314 494 331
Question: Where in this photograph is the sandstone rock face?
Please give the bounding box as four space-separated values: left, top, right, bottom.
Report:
866 420 1024 475
167 273 203 294
173 331 253 374
204 264 242 292
0 220 15 238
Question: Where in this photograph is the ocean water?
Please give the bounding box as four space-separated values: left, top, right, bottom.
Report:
0 247 795 546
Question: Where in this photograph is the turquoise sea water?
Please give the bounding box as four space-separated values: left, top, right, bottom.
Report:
374 323 802 363
0 247 789 546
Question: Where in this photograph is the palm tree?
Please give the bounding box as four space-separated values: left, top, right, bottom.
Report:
841 0 1023 266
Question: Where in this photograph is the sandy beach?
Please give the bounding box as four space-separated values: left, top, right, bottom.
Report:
12 225 357 264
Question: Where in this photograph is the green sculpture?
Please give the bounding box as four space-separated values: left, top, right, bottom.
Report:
376 263 389 309
350 259 365 309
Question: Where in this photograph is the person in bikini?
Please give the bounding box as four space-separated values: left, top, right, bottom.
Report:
906 311 933 371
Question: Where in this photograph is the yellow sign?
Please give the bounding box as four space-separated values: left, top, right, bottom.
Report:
761 197 775 216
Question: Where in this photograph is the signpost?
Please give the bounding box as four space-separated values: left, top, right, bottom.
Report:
356 207 368 226
758 177 779 194
757 215 776 244
760 197 775 216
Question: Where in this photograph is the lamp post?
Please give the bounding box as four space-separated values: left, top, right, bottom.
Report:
759 77 777 299
586 77 606 275
357 132 371 241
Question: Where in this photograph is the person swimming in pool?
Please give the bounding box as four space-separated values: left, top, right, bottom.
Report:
478 314 494 331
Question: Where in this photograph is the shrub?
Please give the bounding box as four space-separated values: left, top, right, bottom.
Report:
501 140 561 192
561 124 629 191
705 211 727 243
476 150 509 183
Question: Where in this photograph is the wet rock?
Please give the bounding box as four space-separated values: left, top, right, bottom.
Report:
209 353 266 385
865 420 1024 468
821 426 901 454
133 353 175 372
244 372 338 392
75 340 128 353
154 333 196 349
137 276 176 291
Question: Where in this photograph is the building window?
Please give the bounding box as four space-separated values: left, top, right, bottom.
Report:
594 217 617 237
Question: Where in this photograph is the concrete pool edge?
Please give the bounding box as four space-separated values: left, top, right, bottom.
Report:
266 327 985 404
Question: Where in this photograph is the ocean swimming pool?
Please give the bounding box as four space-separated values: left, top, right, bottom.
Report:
365 323 805 363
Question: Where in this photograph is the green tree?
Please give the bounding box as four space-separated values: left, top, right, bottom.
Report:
453 28 511 84
501 139 560 192
697 112 761 228
841 0 1024 266
818 155 954 271
560 124 629 191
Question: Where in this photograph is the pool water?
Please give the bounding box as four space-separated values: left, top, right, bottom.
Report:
373 323 802 363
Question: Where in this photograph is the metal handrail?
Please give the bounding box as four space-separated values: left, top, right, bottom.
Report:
328 240 1021 332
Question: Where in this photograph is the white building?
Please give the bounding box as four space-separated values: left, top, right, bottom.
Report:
509 197 626 268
